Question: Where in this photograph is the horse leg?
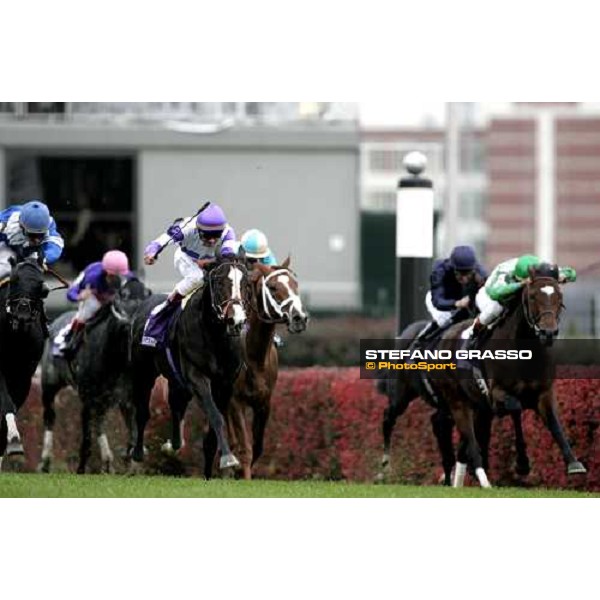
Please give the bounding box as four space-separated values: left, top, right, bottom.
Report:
226 397 252 480
96 403 114 474
76 400 93 474
510 411 531 476
251 401 270 471
38 382 61 473
118 395 137 460
431 409 455 486
130 375 155 469
189 372 238 471
474 405 493 473
0 374 21 456
162 384 189 455
451 402 491 489
377 377 415 482
537 388 586 475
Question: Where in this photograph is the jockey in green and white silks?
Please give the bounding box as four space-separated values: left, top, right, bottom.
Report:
461 254 576 342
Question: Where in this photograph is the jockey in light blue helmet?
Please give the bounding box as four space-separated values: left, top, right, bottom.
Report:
240 229 277 266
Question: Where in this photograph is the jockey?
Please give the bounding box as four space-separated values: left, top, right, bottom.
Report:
238 229 283 347
141 203 237 348
461 254 577 345
0 200 64 277
415 245 487 342
239 229 278 266
54 250 131 357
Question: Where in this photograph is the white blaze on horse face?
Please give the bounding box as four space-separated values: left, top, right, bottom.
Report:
541 285 555 297
276 275 306 318
228 266 246 325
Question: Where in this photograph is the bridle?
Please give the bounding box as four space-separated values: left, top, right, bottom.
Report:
521 277 564 332
208 261 248 320
254 268 301 324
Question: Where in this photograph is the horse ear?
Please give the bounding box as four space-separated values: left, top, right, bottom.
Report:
281 255 291 269
8 256 16 268
528 265 537 279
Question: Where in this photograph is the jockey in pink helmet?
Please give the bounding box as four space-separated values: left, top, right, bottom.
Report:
141 203 237 348
54 250 131 357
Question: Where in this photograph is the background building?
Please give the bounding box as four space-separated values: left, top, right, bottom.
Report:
0 102 360 312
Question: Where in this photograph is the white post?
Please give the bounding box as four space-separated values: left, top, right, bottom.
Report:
444 103 460 253
536 111 556 262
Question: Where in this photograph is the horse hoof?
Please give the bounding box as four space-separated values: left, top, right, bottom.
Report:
128 460 144 476
37 459 51 474
161 440 175 456
6 438 24 456
220 454 240 470
102 461 115 475
567 461 587 475
374 472 386 484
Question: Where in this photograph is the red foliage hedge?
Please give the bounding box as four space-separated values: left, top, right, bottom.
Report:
12 369 600 491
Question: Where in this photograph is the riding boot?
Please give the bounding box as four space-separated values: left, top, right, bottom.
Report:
62 320 86 359
461 318 484 350
408 321 438 351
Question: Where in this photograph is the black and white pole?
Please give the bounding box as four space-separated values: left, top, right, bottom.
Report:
396 151 434 335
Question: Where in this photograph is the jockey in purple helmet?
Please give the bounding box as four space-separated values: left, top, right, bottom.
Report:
141 203 237 348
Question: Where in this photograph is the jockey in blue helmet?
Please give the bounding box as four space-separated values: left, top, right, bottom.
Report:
239 229 278 266
414 245 487 343
141 203 238 348
0 200 64 277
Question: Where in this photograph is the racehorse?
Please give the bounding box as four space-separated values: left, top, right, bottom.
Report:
437 263 586 487
129 256 250 474
377 320 531 486
0 256 50 468
214 259 308 479
38 277 152 473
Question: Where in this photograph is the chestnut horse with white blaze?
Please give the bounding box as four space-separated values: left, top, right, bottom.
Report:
221 258 308 480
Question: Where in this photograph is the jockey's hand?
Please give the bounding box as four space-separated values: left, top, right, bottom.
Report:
455 296 471 310
143 241 162 266
78 288 93 301
196 258 214 269
144 254 157 266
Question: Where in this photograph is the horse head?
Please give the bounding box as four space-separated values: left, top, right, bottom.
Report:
249 257 309 334
522 263 563 345
115 276 153 319
5 256 49 329
206 256 249 336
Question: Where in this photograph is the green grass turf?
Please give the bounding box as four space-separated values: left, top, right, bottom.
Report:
0 474 597 498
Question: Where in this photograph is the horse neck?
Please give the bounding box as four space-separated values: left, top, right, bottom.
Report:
245 310 275 366
494 293 543 346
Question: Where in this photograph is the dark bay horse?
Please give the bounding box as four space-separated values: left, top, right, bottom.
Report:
39 277 151 473
377 319 531 486
129 257 250 474
437 264 585 487
216 259 308 479
0 256 50 469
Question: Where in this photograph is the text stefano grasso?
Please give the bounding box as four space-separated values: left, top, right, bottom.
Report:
363 349 533 361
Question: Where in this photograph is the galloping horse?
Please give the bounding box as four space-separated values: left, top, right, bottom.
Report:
129 256 250 474
0 256 50 467
214 258 308 479
437 263 586 487
377 319 531 486
39 277 151 473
